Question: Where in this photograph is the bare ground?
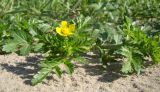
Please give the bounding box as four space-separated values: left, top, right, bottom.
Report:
0 53 160 92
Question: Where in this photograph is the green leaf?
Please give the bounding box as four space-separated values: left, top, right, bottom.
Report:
31 59 64 85
29 28 37 36
122 60 132 74
82 16 91 27
12 30 29 44
150 47 160 64
54 66 62 78
2 41 18 52
64 61 74 74
31 68 52 86
125 16 132 26
120 47 133 73
114 34 122 44
39 60 62 68
10 30 32 55
132 56 142 75
20 44 31 55
120 46 143 74
33 43 44 52
38 23 51 33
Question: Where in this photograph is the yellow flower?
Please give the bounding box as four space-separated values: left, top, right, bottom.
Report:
56 21 75 36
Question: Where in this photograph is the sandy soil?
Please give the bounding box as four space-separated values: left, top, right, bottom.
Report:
0 53 160 92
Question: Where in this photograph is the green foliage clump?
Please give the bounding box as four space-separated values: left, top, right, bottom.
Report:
0 0 160 85
97 17 160 74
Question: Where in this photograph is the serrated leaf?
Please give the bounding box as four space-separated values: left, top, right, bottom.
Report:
33 43 44 52
38 23 51 33
64 61 74 74
82 16 91 27
121 61 132 74
31 68 52 86
132 56 142 75
54 66 62 78
2 42 18 52
29 28 37 36
150 47 160 64
114 34 122 44
39 60 62 68
12 30 28 43
20 44 31 55
125 16 132 26
120 46 143 74
120 46 133 73
10 30 32 55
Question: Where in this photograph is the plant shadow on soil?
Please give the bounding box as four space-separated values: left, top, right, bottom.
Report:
0 54 152 85
79 54 125 82
0 55 41 85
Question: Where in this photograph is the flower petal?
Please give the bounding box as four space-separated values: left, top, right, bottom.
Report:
61 21 68 28
56 21 75 36
56 27 64 36
56 27 61 33
62 28 73 36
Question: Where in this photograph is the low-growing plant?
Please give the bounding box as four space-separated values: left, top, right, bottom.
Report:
97 17 160 74
2 15 95 85
0 18 11 53
1 0 160 86
30 18 94 85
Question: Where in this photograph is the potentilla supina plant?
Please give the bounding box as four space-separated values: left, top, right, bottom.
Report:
56 21 75 36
